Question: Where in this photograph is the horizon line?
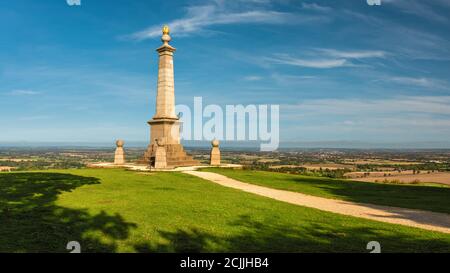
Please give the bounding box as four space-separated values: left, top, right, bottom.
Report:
1 140 450 150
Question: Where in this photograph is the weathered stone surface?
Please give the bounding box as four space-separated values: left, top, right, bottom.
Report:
154 138 167 169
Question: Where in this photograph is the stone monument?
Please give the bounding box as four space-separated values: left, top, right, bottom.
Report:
114 139 126 165
142 25 199 168
210 139 221 166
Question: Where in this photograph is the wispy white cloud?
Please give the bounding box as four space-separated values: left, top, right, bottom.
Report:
387 77 448 89
280 96 450 142
317 49 387 59
384 0 449 23
19 115 50 121
389 77 433 87
284 96 450 116
267 54 349 69
9 89 40 96
263 47 387 69
301 3 332 13
280 95 450 141
127 4 325 40
243 75 263 81
273 74 317 79
340 7 450 61
270 73 318 84
5 65 150 99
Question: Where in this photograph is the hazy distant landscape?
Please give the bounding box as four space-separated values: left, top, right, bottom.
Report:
2 145 449 186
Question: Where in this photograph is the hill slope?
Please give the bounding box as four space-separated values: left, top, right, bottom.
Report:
0 169 449 252
203 168 450 214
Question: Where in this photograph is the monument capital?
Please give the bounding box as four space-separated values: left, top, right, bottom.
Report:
158 25 176 53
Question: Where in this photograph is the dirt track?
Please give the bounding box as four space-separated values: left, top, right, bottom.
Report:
185 171 450 234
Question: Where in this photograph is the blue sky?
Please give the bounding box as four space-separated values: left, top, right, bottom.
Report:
1 0 450 147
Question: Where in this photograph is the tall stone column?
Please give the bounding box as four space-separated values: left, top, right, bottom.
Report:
141 26 199 168
154 25 177 120
148 25 180 147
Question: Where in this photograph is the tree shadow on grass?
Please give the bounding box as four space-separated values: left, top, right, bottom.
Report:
134 215 450 253
0 173 136 253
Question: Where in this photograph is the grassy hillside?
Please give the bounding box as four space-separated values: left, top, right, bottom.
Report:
0 169 449 253
203 168 450 214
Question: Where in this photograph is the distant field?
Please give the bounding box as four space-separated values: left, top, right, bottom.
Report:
257 158 281 163
203 168 450 214
1 169 449 252
0 158 38 162
270 163 355 170
345 170 422 179
0 166 16 171
343 159 421 165
357 172 450 186
345 170 417 178
300 163 355 170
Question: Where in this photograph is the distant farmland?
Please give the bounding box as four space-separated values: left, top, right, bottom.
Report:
355 172 450 186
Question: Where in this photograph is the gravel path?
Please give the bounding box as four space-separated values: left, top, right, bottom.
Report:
184 171 450 234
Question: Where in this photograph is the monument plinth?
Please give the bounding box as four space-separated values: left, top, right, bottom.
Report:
114 139 126 165
142 26 199 168
210 139 221 166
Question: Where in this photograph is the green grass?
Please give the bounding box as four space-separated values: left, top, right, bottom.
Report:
202 168 450 214
1 168 449 253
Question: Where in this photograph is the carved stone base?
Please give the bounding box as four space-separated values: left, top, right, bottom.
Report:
154 144 167 169
114 140 126 165
210 139 221 166
210 147 221 166
141 143 199 168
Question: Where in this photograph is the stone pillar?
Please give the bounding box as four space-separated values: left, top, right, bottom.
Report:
141 26 199 168
154 138 167 169
210 139 221 166
147 25 180 147
153 25 177 120
114 140 125 165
